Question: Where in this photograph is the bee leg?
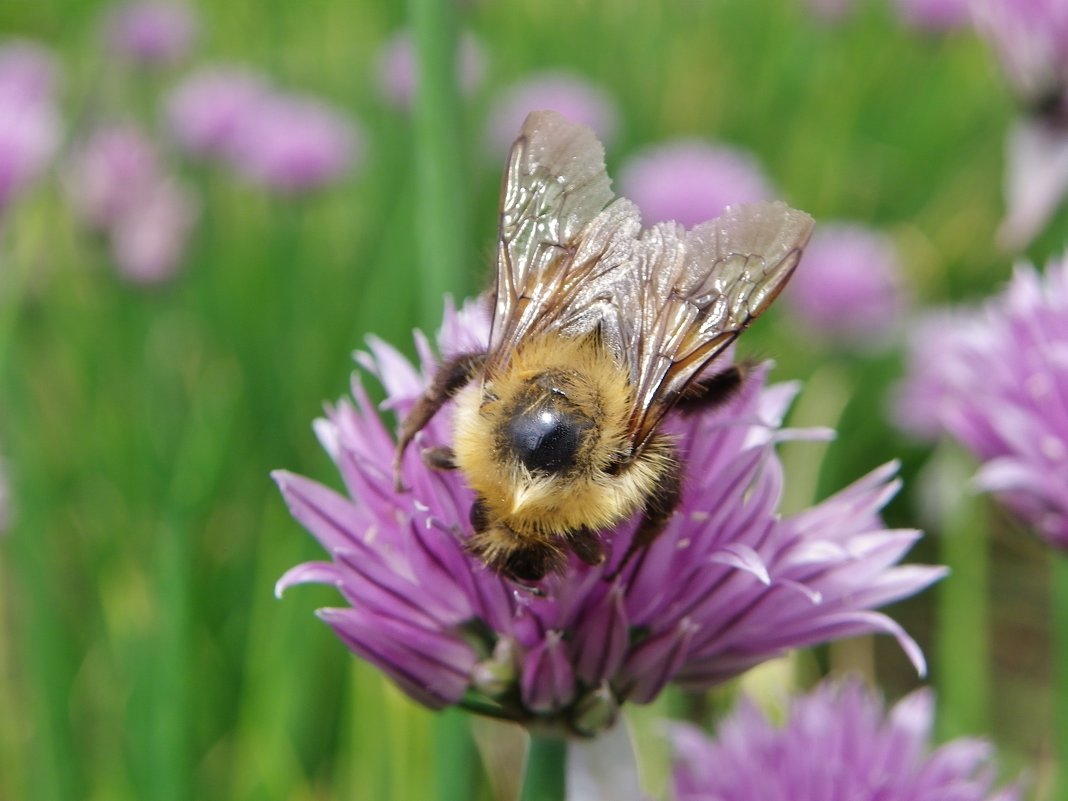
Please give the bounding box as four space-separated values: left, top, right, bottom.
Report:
393 351 486 490
499 547 564 588
606 452 682 581
569 529 606 567
674 362 750 415
421 445 458 471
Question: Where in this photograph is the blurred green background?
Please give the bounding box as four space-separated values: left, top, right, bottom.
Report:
0 0 1061 799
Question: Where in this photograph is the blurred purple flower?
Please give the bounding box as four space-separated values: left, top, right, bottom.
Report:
894 254 1068 548
110 178 197 284
65 123 197 284
230 92 361 194
997 117 1068 250
671 679 1021 801
892 307 986 441
66 124 162 231
275 298 944 732
375 29 486 111
972 0 1068 105
485 72 619 157
105 1 197 66
616 141 772 228
165 66 270 160
0 40 60 215
0 40 57 102
971 1 1068 248
894 0 971 30
782 222 907 348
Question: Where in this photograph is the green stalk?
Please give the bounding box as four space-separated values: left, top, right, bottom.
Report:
930 444 990 740
520 735 567 801
1 214 82 801
0 557 22 797
406 4 477 800
147 515 191 801
1053 554 1068 796
228 503 322 801
146 370 235 801
6 511 82 801
408 0 470 325
433 709 475 801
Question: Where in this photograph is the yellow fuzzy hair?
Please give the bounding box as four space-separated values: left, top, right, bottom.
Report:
451 332 674 549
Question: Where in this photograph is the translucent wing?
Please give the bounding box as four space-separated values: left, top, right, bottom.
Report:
600 202 815 448
489 111 813 453
487 110 618 369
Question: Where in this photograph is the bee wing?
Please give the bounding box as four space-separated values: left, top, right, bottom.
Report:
489 112 813 451
608 201 815 448
487 110 618 367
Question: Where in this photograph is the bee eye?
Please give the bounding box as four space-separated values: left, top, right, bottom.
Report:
505 404 583 474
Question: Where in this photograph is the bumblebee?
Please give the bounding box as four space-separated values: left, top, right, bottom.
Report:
394 110 813 583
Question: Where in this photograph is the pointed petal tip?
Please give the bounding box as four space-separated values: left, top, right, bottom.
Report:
886 614 929 677
274 564 303 598
275 561 345 599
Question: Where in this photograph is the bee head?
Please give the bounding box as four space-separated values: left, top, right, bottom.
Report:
502 379 594 476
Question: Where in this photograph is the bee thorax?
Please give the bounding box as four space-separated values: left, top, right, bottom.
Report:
504 401 588 474
450 332 659 539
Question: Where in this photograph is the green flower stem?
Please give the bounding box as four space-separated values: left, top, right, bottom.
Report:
147 372 236 801
433 709 476 801
1053 553 1068 796
932 444 990 740
520 735 567 801
7 509 82 801
147 516 191 801
408 0 470 325
407 4 477 799
2 214 83 800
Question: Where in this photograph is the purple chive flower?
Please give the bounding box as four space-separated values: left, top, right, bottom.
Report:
229 92 361 194
0 40 60 216
375 29 486 111
670 679 1021 801
616 141 773 229
485 72 619 157
110 178 197 284
105 1 197 66
893 0 972 30
971 1 1068 248
972 0 1068 109
892 308 986 442
782 222 907 349
997 117 1068 250
65 124 162 231
65 123 196 284
0 40 57 102
894 254 1068 548
164 66 270 160
275 298 944 733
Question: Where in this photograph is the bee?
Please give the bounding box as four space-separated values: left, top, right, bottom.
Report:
394 110 813 583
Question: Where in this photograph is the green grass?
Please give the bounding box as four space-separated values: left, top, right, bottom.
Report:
1 0 1063 799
